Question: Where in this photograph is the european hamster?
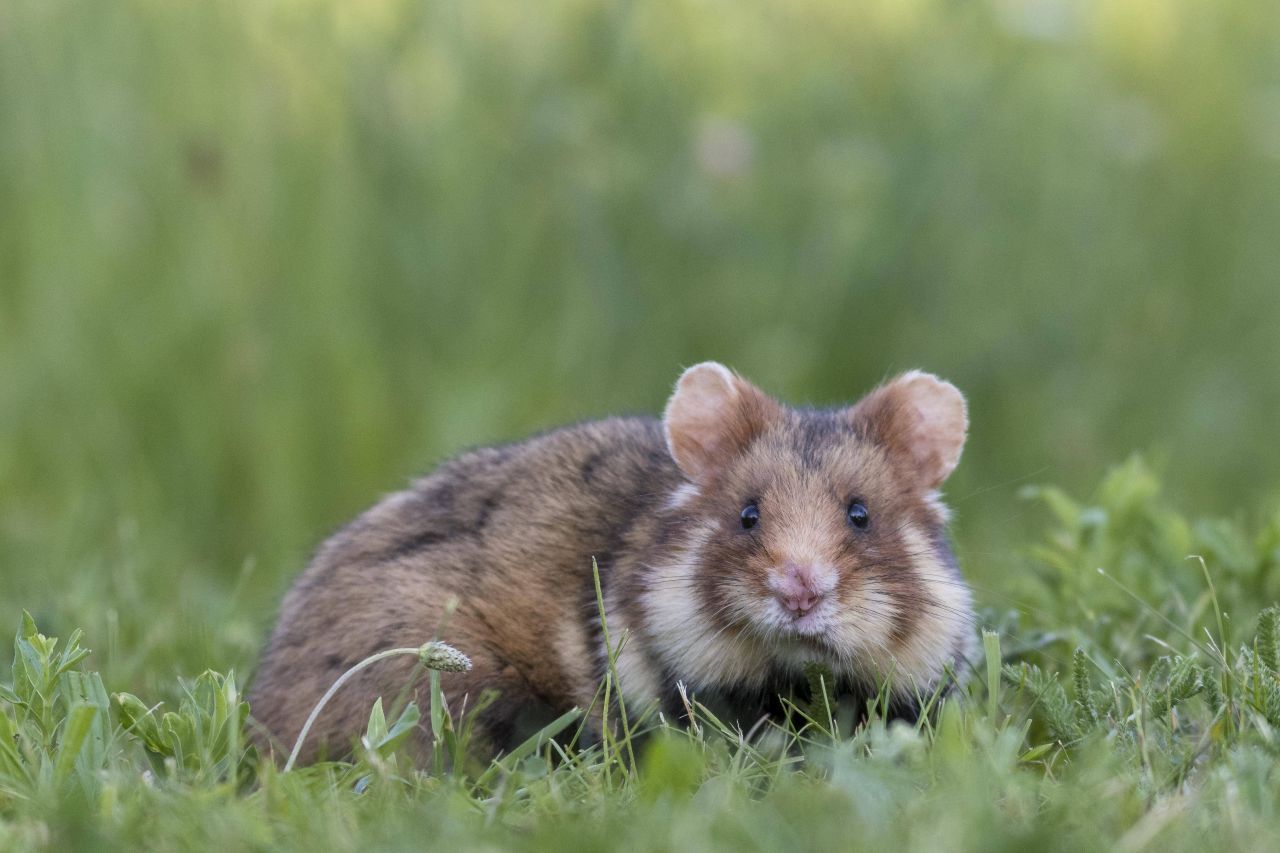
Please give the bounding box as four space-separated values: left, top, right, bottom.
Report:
249 363 974 762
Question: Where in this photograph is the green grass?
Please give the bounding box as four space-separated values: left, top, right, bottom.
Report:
5 0 1280 848
6 459 1280 851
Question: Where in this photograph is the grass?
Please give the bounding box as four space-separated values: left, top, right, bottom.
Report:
4 0 1280 690
5 459 1280 851
5 0 1280 848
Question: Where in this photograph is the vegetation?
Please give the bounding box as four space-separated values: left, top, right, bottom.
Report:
3 0 1280 849
5 460 1280 850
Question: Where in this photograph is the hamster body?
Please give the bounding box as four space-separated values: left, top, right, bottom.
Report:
250 364 975 762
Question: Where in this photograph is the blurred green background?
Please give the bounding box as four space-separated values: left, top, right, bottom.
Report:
2 0 1279 694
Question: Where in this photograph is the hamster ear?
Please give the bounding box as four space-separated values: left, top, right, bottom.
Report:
663 362 781 482
849 371 968 490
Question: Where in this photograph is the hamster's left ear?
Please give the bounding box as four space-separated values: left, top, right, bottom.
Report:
849 371 968 490
663 362 782 482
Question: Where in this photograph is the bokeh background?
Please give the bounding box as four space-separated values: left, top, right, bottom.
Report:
2 0 1279 695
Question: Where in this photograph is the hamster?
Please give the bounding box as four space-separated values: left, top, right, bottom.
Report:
249 363 974 762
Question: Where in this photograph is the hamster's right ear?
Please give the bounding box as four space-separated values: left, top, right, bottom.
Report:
848 370 968 490
663 362 781 482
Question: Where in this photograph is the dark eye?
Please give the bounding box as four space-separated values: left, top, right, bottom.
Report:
847 501 870 530
740 502 760 530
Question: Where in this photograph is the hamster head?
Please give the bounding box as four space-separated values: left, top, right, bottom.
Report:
655 362 973 697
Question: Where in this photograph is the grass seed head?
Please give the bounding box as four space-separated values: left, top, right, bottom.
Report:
417 642 472 673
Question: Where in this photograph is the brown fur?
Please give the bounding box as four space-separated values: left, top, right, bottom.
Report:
249 365 974 763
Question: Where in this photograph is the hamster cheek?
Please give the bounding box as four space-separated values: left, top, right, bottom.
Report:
640 522 765 690
889 524 974 686
832 576 901 664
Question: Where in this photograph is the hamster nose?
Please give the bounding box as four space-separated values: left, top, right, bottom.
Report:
774 563 826 615
779 590 822 615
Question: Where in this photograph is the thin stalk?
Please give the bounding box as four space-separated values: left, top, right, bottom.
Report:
284 642 470 772
593 557 637 775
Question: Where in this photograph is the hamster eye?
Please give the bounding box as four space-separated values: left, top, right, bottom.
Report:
847 501 870 530
740 502 760 530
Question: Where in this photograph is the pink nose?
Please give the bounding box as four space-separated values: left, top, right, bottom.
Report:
773 563 826 616
780 590 821 615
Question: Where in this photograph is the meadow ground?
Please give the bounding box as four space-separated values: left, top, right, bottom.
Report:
6 459 1280 851
4 0 1280 849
